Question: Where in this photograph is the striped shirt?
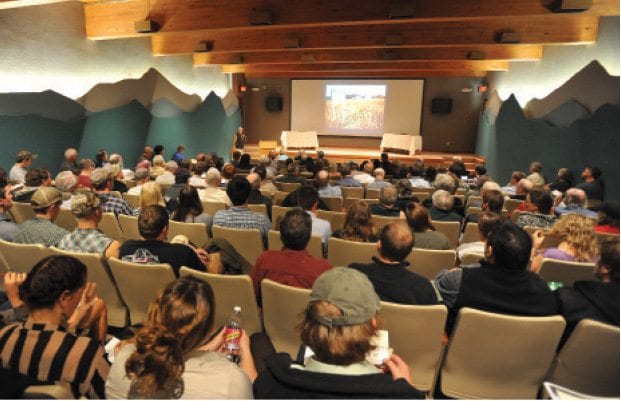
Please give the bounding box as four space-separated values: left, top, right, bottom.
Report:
96 193 136 217
0 319 109 398
13 218 69 247
58 228 113 255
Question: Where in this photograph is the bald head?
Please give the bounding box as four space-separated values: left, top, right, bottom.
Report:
316 170 330 187
247 172 261 190
565 188 587 207
516 178 533 195
379 222 414 262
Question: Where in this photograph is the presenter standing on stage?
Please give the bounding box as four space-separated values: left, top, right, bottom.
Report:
235 126 247 150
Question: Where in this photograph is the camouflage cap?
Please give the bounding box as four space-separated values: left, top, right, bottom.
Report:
31 187 62 208
71 190 101 218
16 150 38 162
90 167 112 187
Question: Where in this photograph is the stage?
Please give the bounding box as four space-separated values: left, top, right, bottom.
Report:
243 144 485 172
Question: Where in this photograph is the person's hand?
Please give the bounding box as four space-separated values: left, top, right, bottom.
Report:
194 248 210 264
384 354 413 386
198 327 226 352
67 283 106 334
3 272 26 307
532 230 545 250
238 329 251 357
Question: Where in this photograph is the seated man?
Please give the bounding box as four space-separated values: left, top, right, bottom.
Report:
59 147 79 175
253 266 424 399
350 222 437 305
370 186 401 217
213 176 272 240
91 168 135 216
9 150 35 184
509 178 533 201
188 161 208 188
274 162 306 184
55 170 80 210
556 238 619 342
456 211 504 262
126 168 150 195
316 169 342 197
500 171 527 195
0 187 17 242
427 190 462 222
250 208 332 305
422 173 464 217
297 185 331 244
247 170 273 220
12 168 52 203
367 168 392 190
527 161 545 188
155 160 177 186
435 221 557 333
58 191 121 258
119 205 206 276
463 187 504 228
14 187 68 247
554 188 598 218
354 162 375 185
200 167 232 207
336 164 362 187
576 165 603 201
515 189 557 229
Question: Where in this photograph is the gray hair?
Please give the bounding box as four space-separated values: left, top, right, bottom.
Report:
564 188 587 207
64 148 77 159
481 181 501 197
516 178 534 193
432 189 454 211
153 155 165 166
134 168 150 181
109 153 124 170
373 168 385 178
164 161 178 172
55 171 78 193
434 173 456 194
380 186 397 206
206 167 221 187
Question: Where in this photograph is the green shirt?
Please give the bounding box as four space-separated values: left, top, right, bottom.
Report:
14 218 69 247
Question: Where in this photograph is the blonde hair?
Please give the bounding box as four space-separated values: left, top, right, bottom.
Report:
140 181 165 209
549 213 598 262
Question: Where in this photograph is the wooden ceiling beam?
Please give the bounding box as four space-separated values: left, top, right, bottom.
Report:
152 15 599 55
193 45 543 66
82 0 618 40
220 60 510 74
245 70 489 78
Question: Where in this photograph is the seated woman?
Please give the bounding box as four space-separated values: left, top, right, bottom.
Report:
332 201 378 243
595 201 619 234
456 211 504 262
140 181 166 210
106 276 256 399
253 267 425 398
172 185 213 228
404 202 449 250
394 179 419 211
0 256 109 398
530 213 599 273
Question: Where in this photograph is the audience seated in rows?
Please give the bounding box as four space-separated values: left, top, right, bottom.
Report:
500 170 527 194
554 188 598 218
200 167 232 207
595 201 619 234
354 162 374 185
404 202 449 250
155 160 177 186
0 187 17 241
367 167 391 190
171 185 213 228
546 167 573 194
275 162 306 185
316 169 341 197
56 170 80 209
457 212 504 262
510 178 533 201
13 168 52 203
350 222 438 305
336 164 362 188
332 201 379 243
408 161 430 188
576 165 603 200
423 173 464 217
126 167 150 195
463 186 504 227
14 187 68 247
515 189 557 229
247 170 273 219
428 189 461 222
527 160 546 188
90 168 135 216
370 186 401 217
189 161 208 188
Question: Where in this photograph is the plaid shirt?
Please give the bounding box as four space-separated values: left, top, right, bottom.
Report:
213 206 272 238
96 192 136 216
14 218 69 247
58 228 113 255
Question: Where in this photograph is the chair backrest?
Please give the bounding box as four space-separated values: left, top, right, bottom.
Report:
281 182 301 193
505 198 524 213
431 220 460 249
379 302 447 392
267 230 323 259
538 258 596 287
211 225 264 266
441 307 565 399
343 197 379 210
0 239 50 274
341 186 364 199
595 231 620 245
261 279 311 357
274 191 289 206
201 201 227 216
316 210 346 231
319 196 343 212
327 237 376 267
118 214 141 241
122 193 141 209
365 188 380 199
247 203 268 216
107 258 175 325
406 248 456 280
50 249 128 327
271 205 293 229
412 192 431 202
179 267 262 336
23 385 74 399
464 207 482 219
370 215 404 231
9 202 34 224
461 222 480 244
168 220 210 248
98 212 124 241
54 208 77 232
460 252 484 266
465 195 482 208
546 319 620 397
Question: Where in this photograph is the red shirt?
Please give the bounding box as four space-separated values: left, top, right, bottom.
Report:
595 225 620 234
78 174 92 189
251 249 332 304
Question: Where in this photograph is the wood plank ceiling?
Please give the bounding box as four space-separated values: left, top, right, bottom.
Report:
75 0 619 79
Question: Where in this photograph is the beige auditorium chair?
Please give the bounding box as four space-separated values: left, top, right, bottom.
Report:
261 279 311 357
267 230 323 259
179 267 262 336
546 319 619 397
327 237 376 267
460 252 485 266
108 258 175 325
247 203 268 216
341 186 364 199
461 222 479 244
412 192 431 202
365 188 380 199
319 196 343 212
201 200 227 217
23 385 74 399
464 207 482 220
406 248 456 280
280 182 301 193
211 226 264 266
343 197 379 210
504 198 525 214
431 220 460 249
118 214 141 241
168 220 210 248
316 210 346 232
9 202 34 224
122 193 140 209
271 205 293 229
379 302 448 393
98 212 123 241
371 215 404 231
595 231 620 245
54 208 77 232
0 239 54 274
464 195 482 209
441 307 565 399
273 191 289 206
538 258 596 287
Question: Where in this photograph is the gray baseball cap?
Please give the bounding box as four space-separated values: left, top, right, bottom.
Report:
90 168 112 187
71 191 101 218
31 187 62 208
309 267 380 327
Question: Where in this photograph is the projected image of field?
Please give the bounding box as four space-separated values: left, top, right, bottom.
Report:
325 85 386 131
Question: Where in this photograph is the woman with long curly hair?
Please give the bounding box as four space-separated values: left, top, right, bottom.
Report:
530 213 599 273
332 201 378 243
106 276 256 399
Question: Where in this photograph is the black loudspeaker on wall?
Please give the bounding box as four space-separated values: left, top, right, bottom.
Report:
431 98 452 114
265 96 283 112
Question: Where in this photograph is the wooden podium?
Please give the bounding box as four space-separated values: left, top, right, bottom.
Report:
280 130 319 149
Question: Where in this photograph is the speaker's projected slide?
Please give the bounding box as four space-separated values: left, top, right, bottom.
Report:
324 85 386 132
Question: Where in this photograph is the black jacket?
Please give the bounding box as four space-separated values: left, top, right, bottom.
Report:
253 353 425 399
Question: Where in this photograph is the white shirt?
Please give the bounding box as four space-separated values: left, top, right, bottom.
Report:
127 185 142 196
199 186 232 207
307 211 332 244
155 172 175 186
410 177 431 188
457 241 485 260
189 175 207 188
354 173 375 184
9 164 27 184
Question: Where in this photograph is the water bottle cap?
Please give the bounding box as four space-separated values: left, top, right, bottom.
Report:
233 306 241 312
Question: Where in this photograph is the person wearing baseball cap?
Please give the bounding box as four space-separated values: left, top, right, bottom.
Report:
253 267 424 399
57 190 121 258
9 150 37 184
13 187 68 247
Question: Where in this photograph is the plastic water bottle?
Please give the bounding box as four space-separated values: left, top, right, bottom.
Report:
223 306 242 363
